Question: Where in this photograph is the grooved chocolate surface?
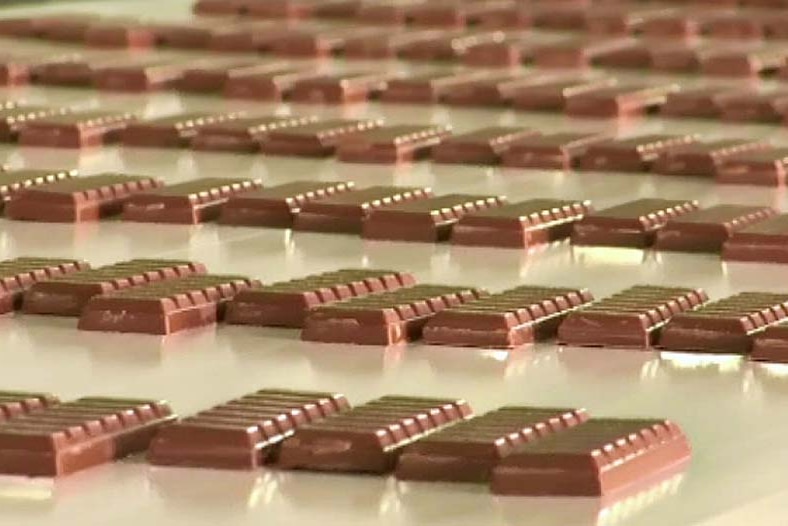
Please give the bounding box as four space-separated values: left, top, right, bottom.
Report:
18 110 137 148
121 112 244 148
431 127 538 165
716 148 788 186
424 286 594 348
191 115 317 153
723 214 788 264
0 391 59 422
226 269 416 328
260 119 383 157
579 134 698 173
148 389 351 469
0 169 78 206
653 140 771 178
0 397 176 477
0 257 89 314
558 286 709 349
277 395 473 473
502 132 610 170
337 124 452 164
23 259 207 316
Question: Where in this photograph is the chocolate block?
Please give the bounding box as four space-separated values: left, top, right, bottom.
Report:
463 34 538 68
218 181 355 228
511 76 617 112
558 286 709 349
700 46 786 77
396 407 589 482
5 173 162 222
289 73 389 104
571 199 700 248
0 104 72 138
22 259 206 316
208 22 295 53
723 215 788 263
566 84 679 118
476 3 534 29
91 58 189 92
121 112 243 148
424 286 594 348
451 199 594 249
717 148 788 186
78 274 259 335
356 0 429 25
260 119 383 157
179 60 284 92
399 31 504 61
752 326 788 362
294 186 433 233
18 111 137 148
579 135 698 173
717 90 788 123
705 11 769 40
490 418 691 496
337 125 452 164
410 1 515 28
592 39 654 69
659 292 788 353
226 269 416 328
0 169 78 207
270 26 378 58
249 0 358 19
277 395 473 472
148 389 351 469
122 178 263 224
653 140 771 178
0 391 59 422
301 285 486 345
640 8 720 38
193 0 251 15
34 54 116 87
533 37 638 68
0 257 89 314
660 87 740 119
432 127 539 165
650 41 736 73
223 67 320 101
381 71 488 104
0 397 176 477
585 6 678 35
0 52 78 86
191 116 317 153
84 21 157 49
344 29 448 59
150 19 237 49
501 133 610 170
654 205 776 253
443 73 545 107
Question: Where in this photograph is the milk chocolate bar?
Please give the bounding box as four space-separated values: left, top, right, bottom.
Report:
432 127 539 165
218 181 355 228
0 169 78 207
399 30 503 61
249 0 358 19
396 407 589 482
410 1 515 28
533 37 638 68
84 21 157 48
5 173 162 222
592 39 653 69
443 73 545 107
356 0 430 25
578 135 698 173
208 23 294 53
501 133 610 170
226 269 416 328
261 119 382 157
565 84 679 118
752 326 788 362
34 54 116 86
0 257 89 314
704 10 770 40
191 116 317 153
91 58 190 92
122 112 244 148
424 286 594 348
223 67 320 101
150 19 237 48
179 60 284 92
717 148 788 186
700 46 785 77
653 140 771 178
23 259 206 316
585 6 679 35
654 205 776 253
147 389 351 469
640 8 721 38
463 34 538 68
723 215 788 263
270 26 378 58
0 397 176 477
18 111 137 148
650 41 736 73
511 76 617 112
337 125 452 164
381 71 488 104
301 285 486 345
344 29 448 59
193 0 252 15
717 90 788 123
660 86 740 119
0 391 59 422
451 199 593 249
571 199 700 248
277 395 473 472
289 73 389 104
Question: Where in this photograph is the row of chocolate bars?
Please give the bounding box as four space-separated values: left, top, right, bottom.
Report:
4 257 788 362
0 388 689 500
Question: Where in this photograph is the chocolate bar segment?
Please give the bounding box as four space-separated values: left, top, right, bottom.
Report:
344 29 449 59
717 148 788 186
751 326 788 363
91 57 189 92
443 72 542 107
23 259 206 316
180 60 283 91
121 112 244 148
501 133 610 170
218 181 355 228
533 37 638 69
571 199 700 248
191 116 317 153
226 269 416 328
260 119 382 157
463 33 538 68
653 140 771 178
700 46 785 78
337 125 452 164
0 169 78 207
424 286 594 349
579 135 698 173
381 71 488 104
491 418 690 496
0 258 89 314
660 87 739 119
565 84 679 118
0 391 59 422
585 6 678 35
277 395 473 473
223 67 321 101
289 73 389 104
301 285 486 345
83 20 157 49
18 111 137 148
398 31 504 62
396 407 589 482
270 26 378 58
0 397 176 477
432 127 538 165
148 389 351 470
723 215 788 264
409 1 514 28
511 76 617 112
717 90 788 123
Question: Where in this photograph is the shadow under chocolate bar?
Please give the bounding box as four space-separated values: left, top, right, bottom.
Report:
0 257 90 314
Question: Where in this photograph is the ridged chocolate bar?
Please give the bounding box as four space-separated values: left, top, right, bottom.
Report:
431 127 538 165
410 1 513 28
223 67 320 101
122 178 262 224
0 169 78 207
717 90 788 123
399 31 503 62
490 418 691 496
571 199 700 248
18 110 137 148
424 286 594 348
148 389 351 469
511 76 618 112
226 269 416 328
277 395 473 473
501 133 610 170
451 199 593 248
654 205 776 253
91 57 189 92
362 194 507 243
301 284 487 345
558 285 709 349
381 71 488 104
396 406 589 482
191 115 317 153
533 37 638 69
716 148 788 186
0 257 90 314
565 84 679 118
463 34 538 68
653 140 771 178
578 134 698 173
723 214 788 264
752 325 788 363
260 119 382 157
0 397 176 477
660 86 739 119
337 124 452 164
659 292 788 354
586 5 677 35
0 105 71 141
218 181 355 228
269 26 377 58
5 173 162 222
179 60 284 92
121 112 244 148
23 259 206 316
78 274 259 335
701 46 785 78
344 29 448 60
289 73 389 104
0 391 59 422
442 72 543 107
293 185 433 234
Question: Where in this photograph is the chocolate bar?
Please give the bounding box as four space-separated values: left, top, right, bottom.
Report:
476 3 534 29
650 41 735 73
218 181 355 228
277 395 473 472
22 259 206 316
84 21 157 48
150 19 237 48
0 52 76 86
208 23 295 53
193 0 250 15
511 76 617 112
225 269 416 328
578 135 698 173
462 34 538 68
0 169 78 207
0 391 59 422
700 46 785 77
424 286 594 348
34 54 116 87
451 199 594 249
723 214 788 263
717 90 788 123
293 186 433 234
490 418 691 496
639 8 720 38
533 37 638 68
122 178 263 224
223 67 320 101
653 140 771 178
0 397 176 477
431 127 539 165
705 11 769 40
660 86 740 119
121 112 244 148
751 326 788 362
443 73 545 107
301 285 486 345
398 30 503 61
344 29 448 59
396 407 589 482
586 6 679 35
717 148 788 186
148 389 351 469
571 199 700 248
356 0 430 25
78 274 260 335
260 119 382 157
558 286 709 349
179 60 284 92
249 0 358 19
654 205 776 253
532 4 590 30
659 292 788 353
337 125 452 164
592 39 653 69
501 133 610 170
0 257 89 314
289 73 389 104
191 116 317 153
565 84 679 118
5 173 162 222
410 1 514 28
270 27 377 58
381 71 488 104
91 57 189 92
17 110 137 148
